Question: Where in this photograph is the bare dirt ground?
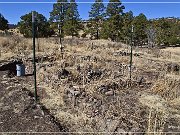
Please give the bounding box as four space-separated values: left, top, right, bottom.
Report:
0 36 180 134
0 70 66 133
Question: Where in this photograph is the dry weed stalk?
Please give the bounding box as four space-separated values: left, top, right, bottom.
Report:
151 78 180 101
147 107 168 135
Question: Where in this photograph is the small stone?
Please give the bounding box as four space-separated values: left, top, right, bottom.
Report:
81 92 86 97
67 93 72 98
89 97 94 102
117 128 126 134
69 89 75 95
34 116 40 119
96 101 102 107
98 85 108 94
74 91 80 96
93 98 97 103
105 90 114 96
94 109 99 113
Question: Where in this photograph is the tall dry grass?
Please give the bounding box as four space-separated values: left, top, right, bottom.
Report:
1 34 180 133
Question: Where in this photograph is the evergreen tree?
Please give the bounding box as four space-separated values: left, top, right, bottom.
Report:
132 13 148 46
18 11 53 37
106 0 124 17
154 17 180 46
122 11 134 44
101 0 125 41
87 0 105 39
63 0 81 37
49 0 69 37
0 13 9 31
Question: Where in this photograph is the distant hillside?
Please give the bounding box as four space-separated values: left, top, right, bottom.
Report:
8 24 17 29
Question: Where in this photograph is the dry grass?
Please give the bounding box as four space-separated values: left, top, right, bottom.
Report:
1 34 180 133
162 47 180 54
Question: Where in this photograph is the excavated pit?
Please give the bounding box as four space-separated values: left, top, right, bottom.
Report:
0 60 23 77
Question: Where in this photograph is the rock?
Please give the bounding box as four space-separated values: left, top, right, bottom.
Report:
88 97 94 102
107 120 119 132
74 91 80 96
58 68 70 79
117 128 126 134
52 75 59 80
98 85 109 94
93 98 97 103
67 93 73 98
110 82 119 90
77 65 81 72
164 118 180 132
47 64 53 67
105 90 114 96
130 127 141 133
137 76 146 85
66 86 80 97
166 63 180 73
94 109 99 113
134 53 140 57
81 92 86 97
34 116 41 119
172 64 180 72
95 100 102 107
87 69 102 80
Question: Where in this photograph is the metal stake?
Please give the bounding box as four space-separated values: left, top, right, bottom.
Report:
37 26 39 52
32 11 38 102
58 23 63 59
129 25 134 83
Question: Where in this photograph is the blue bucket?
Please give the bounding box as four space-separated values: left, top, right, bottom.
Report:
16 64 25 76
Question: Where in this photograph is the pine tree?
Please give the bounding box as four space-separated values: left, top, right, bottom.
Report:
18 11 53 37
87 0 105 39
153 17 180 46
49 0 69 37
122 11 134 44
0 13 9 31
132 13 148 46
63 0 81 37
101 0 125 41
106 0 124 17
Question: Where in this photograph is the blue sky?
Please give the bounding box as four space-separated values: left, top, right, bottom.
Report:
0 0 180 24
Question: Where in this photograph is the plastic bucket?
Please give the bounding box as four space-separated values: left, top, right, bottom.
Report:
16 64 25 76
